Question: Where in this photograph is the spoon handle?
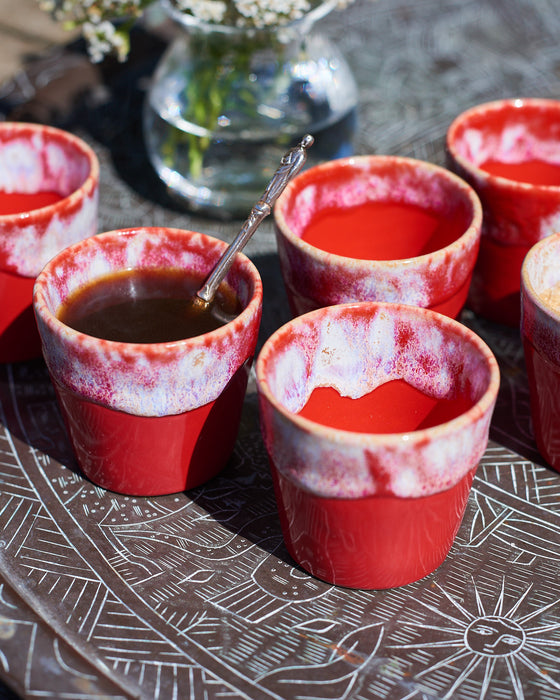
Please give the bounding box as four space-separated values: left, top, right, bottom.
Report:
196 134 314 305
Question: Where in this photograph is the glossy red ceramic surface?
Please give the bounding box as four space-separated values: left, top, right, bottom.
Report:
271 465 477 589
447 98 560 326
54 363 250 495
0 190 63 214
467 235 530 326
273 155 482 319
0 270 41 362
33 227 263 495
522 340 560 472
256 302 500 588
300 200 466 259
0 122 99 362
521 232 560 473
480 158 560 186
298 380 474 433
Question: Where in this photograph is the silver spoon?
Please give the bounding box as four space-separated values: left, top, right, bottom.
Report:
191 134 314 314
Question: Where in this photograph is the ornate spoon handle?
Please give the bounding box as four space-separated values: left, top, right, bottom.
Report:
196 134 314 305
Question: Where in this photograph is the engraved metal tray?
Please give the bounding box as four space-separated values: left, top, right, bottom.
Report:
1 0 560 696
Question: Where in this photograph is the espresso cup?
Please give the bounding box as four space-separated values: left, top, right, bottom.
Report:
33 226 263 496
256 302 499 589
273 155 482 319
0 122 99 362
447 98 560 326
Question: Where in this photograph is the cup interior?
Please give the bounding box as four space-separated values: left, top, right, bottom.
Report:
0 122 97 204
262 303 492 423
275 155 478 261
37 227 259 324
448 99 560 184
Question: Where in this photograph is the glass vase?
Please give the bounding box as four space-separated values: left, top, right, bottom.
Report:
143 0 358 218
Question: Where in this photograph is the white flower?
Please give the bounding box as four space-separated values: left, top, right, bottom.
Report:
82 19 129 61
235 0 311 25
175 0 228 23
39 0 356 61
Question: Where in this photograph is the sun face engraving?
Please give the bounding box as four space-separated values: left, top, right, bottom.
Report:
465 616 526 657
387 578 560 699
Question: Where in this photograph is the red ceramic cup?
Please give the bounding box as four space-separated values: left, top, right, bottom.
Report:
0 122 99 362
273 155 482 320
256 302 499 589
521 232 560 473
33 227 263 496
447 98 560 326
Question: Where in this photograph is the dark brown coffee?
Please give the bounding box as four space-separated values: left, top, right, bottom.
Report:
57 268 242 343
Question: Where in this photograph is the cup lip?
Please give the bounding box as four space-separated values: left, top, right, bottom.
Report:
521 231 560 324
0 121 100 222
446 97 560 192
256 301 500 448
33 226 263 353
273 154 482 271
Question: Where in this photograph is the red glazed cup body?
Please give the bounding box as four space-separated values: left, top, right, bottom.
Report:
447 98 560 326
0 122 99 362
273 155 482 320
256 302 499 589
33 227 263 496
521 232 560 472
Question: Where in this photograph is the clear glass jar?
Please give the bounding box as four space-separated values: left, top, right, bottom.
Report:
143 0 358 218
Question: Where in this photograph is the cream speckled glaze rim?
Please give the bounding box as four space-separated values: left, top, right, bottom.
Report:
273 155 482 308
256 301 500 498
521 231 560 366
34 227 263 417
0 121 99 278
447 97 560 192
274 155 482 268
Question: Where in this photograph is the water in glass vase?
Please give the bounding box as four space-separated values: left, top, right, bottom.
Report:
143 27 358 219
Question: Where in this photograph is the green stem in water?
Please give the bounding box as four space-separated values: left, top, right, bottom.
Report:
166 28 281 181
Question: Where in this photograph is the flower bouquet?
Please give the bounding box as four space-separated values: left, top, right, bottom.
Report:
40 0 358 216
39 0 352 63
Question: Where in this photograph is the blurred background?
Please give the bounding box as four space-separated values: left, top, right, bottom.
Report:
0 0 75 83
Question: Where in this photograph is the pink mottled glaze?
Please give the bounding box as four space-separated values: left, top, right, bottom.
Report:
273 155 481 319
0 122 99 362
0 122 99 278
257 302 499 499
256 302 499 588
447 98 560 326
521 232 560 472
34 227 263 417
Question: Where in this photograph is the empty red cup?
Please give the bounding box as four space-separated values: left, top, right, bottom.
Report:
256 302 499 589
33 227 263 495
521 232 560 473
273 155 482 319
447 98 560 326
0 122 99 362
